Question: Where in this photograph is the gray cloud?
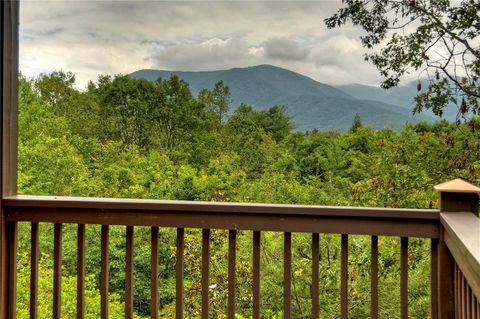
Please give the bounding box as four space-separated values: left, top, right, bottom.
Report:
310 35 383 85
264 37 310 62
18 1 396 88
149 38 258 71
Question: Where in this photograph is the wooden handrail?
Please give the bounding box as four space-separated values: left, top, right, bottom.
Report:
3 195 440 238
3 195 439 218
441 212 480 302
435 178 480 318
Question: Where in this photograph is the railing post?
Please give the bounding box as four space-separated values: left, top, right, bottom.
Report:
434 178 480 319
1 1 19 319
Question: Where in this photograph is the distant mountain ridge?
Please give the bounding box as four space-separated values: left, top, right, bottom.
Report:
131 64 436 131
339 83 459 121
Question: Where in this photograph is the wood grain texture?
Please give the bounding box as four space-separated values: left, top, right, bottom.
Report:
150 227 159 319
371 236 378 319
30 223 39 319
430 239 438 319
176 228 184 319
228 230 237 319
101 225 109 319
441 212 480 302
7 222 17 319
201 229 210 319
77 224 85 319
341 234 348 319
5 206 440 239
284 232 291 319
311 233 319 319
53 224 62 319
125 226 134 319
253 231 261 319
4 195 439 219
401 237 408 319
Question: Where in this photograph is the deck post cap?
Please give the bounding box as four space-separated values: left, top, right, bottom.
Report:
434 178 480 193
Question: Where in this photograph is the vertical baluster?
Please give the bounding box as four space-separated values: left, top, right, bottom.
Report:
125 226 134 319
253 231 261 319
472 287 475 319
150 227 159 319
477 297 480 319
438 238 455 319
7 222 17 319
455 264 459 319
473 292 478 319
77 224 85 319
311 233 319 319
176 228 184 319
473 298 479 319
467 284 471 319
284 232 292 319
341 234 348 319
474 296 477 319
473 287 476 319
473 294 476 319
53 223 62 319
228 230 237 319
201 229 210 319
474 290 478 319
101 225 109 319
465 274 469 319
461 271 466 319
371 236 378 319
430 239 438 319
400 237 408 319
476 296 479 319
476 297 479 319
455 263 463 318
30 222 39 319
466 275 470 319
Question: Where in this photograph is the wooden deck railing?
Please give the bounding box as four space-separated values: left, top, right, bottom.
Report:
443 213 480 319
1 2 480 319
435 179 480 319
0 178 479 319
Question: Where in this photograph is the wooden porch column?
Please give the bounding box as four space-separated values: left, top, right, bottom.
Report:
1 1 19 319
434 178 480 319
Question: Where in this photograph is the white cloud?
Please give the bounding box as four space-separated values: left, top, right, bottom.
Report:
19 1 389 88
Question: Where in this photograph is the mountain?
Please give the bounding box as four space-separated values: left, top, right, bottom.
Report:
339 82 459 121
131 64 436 131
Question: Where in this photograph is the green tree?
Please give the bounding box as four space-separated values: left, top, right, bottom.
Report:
325 0 480 119
350 112 363 132
198 80 231 124
34 72 100 137
93 75 156 148
34 71 76 116
18 77 94 196
152 75 220 164
18 70 480 319
256 105 294 142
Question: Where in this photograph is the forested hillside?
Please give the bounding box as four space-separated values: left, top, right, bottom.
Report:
131 65 434 131
339 82 459 121
16 71 480 318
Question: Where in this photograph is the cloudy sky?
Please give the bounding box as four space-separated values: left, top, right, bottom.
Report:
20 1 389 89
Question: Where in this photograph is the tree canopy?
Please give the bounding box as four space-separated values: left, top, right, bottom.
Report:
16 71 480 318
325 0 480 121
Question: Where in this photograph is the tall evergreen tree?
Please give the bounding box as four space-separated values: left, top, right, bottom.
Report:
350 113 363 132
